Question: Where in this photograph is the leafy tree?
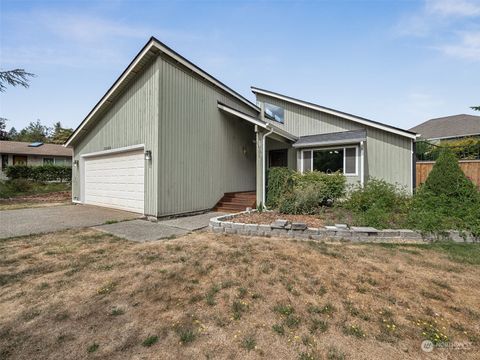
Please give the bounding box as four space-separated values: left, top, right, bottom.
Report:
471 106 480 111
50 122 73 144
15 119 50 143
7 127 18 140
0 118 8 140
0 69 35 92
409 149 480 239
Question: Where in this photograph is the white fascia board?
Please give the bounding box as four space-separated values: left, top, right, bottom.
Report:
292 139 364 148
218 103 297 141
218 103 268 129
252 87 417 140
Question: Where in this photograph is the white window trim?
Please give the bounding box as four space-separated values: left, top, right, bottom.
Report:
300 145 359 177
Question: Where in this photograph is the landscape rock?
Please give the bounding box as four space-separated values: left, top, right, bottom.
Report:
271 219 290 229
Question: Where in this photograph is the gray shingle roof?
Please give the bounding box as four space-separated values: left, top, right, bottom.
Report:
409 114 480 140
0 141 72 156
293 129 367 148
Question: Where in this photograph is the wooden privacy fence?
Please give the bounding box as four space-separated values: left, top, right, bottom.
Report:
416 160 480 189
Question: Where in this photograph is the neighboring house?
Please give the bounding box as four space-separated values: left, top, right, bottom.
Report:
65 37 417 216
409 114 480 142
0 141 72 178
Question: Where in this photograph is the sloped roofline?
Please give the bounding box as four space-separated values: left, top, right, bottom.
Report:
251 87 418 140
65 37 260 147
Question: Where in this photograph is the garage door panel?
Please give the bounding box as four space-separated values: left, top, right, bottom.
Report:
84 149 144 213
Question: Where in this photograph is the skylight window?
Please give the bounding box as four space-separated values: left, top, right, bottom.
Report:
264 103 284 124
28 142 44 147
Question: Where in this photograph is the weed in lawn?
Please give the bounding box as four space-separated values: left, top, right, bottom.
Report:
273 303 295 316
205 284 221 306
241 334 256 351
142 335 159 347
97 281 117 295
285 314 301 328
110 307 125 316
232 300 248 320
314 302 335 315
104 220 118 225
413 319 449 345
299 351 316 360
343 324 366 338
87 343 99 353
272 323 285 335
178 328 196 344
302 334 314 346
309 318 328 334
238 287 247 298
317 285 327 296
327 347 346 360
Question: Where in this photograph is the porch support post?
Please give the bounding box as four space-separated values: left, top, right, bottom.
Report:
255 126 264 207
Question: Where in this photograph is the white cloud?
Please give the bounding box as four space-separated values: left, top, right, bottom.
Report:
437 31 480 60
395 0 480 61
426 0 480 17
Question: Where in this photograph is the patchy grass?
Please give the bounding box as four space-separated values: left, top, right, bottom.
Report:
0 229 479 359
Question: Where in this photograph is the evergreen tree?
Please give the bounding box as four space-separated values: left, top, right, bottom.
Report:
50 122 73 144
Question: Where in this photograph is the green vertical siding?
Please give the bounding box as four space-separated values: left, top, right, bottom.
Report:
257 93 413 191
365 128 412 192
157 55 257 216
72 57 160 216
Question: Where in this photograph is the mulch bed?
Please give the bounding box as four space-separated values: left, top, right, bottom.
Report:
231 210 336 228
0 191 71 204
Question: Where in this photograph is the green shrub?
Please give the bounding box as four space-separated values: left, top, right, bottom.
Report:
5 165 71 182
266 167 295 207
344 178 409 229
276 171 346 214
408 149 480 239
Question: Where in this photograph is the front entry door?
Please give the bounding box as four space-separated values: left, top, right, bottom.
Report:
13 156 27 165
269 149 288 168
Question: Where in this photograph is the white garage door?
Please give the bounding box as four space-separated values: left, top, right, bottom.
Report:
84 149 144 213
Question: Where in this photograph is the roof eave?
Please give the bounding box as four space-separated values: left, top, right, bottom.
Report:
66 37 260 147
251 87 418 140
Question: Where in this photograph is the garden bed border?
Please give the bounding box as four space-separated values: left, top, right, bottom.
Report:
209 211 476 243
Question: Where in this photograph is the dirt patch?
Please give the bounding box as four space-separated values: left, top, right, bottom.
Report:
231 210 353 228
0 230 479 359
0 191 71 210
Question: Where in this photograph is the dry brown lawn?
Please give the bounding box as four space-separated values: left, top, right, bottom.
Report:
0 229 479 360
0 191 71 211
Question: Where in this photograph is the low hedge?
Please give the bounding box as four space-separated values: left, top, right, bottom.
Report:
266 167 346 214
5 165 72 182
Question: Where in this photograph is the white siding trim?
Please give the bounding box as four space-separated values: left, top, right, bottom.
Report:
301 145 359 177
81 144 145 158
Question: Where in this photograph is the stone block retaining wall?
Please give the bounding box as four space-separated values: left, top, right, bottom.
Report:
209 212 476 243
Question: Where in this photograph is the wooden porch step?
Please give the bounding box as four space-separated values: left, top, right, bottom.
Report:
213 191 256 213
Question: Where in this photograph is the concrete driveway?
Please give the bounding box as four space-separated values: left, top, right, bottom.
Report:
0 204 140 239
93 211 225 242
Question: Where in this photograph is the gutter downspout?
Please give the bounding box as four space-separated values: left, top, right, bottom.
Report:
262 126 274 208
360 141 365 187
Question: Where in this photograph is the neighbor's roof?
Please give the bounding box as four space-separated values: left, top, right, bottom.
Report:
409 114 480 140
65 37 260 147
0 141 73 156
293 129 367 148
251 87 418 140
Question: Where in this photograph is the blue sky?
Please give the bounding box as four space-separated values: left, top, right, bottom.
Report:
1 0 479 132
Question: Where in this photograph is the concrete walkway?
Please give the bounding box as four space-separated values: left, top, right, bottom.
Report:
93 211 225 242
0 205 140 239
